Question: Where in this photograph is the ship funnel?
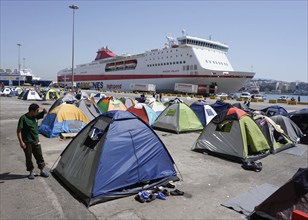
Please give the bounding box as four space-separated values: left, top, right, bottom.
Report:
94 47 117 60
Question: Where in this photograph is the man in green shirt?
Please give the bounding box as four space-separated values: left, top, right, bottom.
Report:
17 103 49 180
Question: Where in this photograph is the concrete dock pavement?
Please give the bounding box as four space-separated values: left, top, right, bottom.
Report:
0 94 307 219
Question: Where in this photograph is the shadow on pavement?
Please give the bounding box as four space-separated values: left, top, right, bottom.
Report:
0 172 27 181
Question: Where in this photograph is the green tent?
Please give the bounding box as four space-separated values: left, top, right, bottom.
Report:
253 114 295 154
153 99 203 134
45 88 60 100
192 107 270 162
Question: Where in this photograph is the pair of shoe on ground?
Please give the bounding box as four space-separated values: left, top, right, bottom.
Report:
28 171 49 180
135 191 167 203
135 189 185 203
154 186 184 196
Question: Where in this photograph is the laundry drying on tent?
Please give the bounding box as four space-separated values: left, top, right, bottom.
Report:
190 100 217 127
153 98 203 134
97 97 127 113
249 167 308 220
192 107 270 163
127 103 158 126
52 110 179 206
90 92 106 103
253 114 295 154
270 115 304 144
164 97 183 107
39 104 89 138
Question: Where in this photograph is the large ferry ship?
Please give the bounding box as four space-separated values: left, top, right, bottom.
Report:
57 32 255 93
0 68 52 87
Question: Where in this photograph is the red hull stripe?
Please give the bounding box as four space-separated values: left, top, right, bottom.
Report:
58 74 253 81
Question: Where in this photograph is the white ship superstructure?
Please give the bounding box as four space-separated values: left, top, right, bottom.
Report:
57 32 255 93
0 68 51 86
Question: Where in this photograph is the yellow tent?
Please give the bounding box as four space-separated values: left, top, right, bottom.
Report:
45 88 60 100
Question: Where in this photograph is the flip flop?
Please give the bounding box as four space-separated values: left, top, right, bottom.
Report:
40 171 49 178
28 174 35 180
145 194 156 203
163 181 175 188
162 189 170 196
135 193 146 203
155 192 167 200
170 189 184 196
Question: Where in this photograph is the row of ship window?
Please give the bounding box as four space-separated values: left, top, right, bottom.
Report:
178 39 228 51
146 49 179 56
206 60 229 66
147 60 186 67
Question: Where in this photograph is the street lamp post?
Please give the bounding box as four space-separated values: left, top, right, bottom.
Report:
17 43 22 86
69 4 79 88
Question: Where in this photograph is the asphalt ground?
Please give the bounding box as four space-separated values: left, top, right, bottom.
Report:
0 92 307 220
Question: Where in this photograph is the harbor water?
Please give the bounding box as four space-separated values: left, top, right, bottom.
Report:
236 93 308 103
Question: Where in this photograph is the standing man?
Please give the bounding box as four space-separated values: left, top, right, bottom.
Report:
17 103 49 180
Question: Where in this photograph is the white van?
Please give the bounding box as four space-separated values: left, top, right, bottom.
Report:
240 92 251 99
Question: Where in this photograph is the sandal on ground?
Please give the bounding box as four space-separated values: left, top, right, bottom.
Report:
170 189 184 196
28 174 35 180
162 189 170 196
163 181 175 189
135 193 146 203
155 192 167 200
40 171 49 178
145 194 156 203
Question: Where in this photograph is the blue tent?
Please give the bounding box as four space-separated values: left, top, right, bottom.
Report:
39 104 89 138
52 110 179 206
210 101 232 114
260 105 288 117
190 101 217 127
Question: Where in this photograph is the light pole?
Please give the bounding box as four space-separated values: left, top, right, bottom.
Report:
69 4 79 88
17 43 22 86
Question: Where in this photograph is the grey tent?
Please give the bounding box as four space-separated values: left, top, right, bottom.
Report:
254 114 295 154
49 93 77 113
192 107 270 162
74 99 102 121
270 115 303 144
288 108 308 144
153 99 203 134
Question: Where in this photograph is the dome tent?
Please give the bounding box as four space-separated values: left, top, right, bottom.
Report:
153 98 203 134
52 110 179 206
192 107 270 162
39 104 89 138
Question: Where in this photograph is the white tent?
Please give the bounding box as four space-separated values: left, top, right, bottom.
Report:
21 89 42 100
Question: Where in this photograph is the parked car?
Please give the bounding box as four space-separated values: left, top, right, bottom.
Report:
251 94 265 100
216 92 228 98
277 96 288 101
228 93 238 99
240 92 251 99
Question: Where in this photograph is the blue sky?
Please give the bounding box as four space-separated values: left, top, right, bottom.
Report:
1 0 307 82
